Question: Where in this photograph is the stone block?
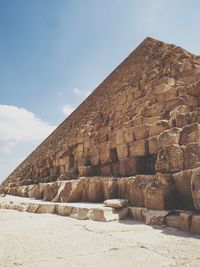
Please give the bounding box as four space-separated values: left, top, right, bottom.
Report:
191 167 200 210
174 113 190 128
155 145 184 173
56 205 73 216
173 170 194 210
148 120 170 137
119 158 136 176
100 164 112 176
37 204 56 214
147 136 159 154
165 215 180 228
184 142 200 169
165 97 186 112
129 140 147 157
157 127 181 149
191 215 200 234
78 165 98 177
179 212 193 232
88 179 104 202
129 207 146 222
116 143 129 159
102 178 118 200
129 175 154 207
179 123 200 145
124 127 134 143
104 199 128 208
155 87 177 102
43 182 60 201
99 142 111 164
134 124 149 140
145 173 177 210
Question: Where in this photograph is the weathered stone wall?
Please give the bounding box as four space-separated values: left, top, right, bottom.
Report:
1 37 200 211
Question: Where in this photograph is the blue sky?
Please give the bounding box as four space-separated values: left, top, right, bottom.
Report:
0 0 200 182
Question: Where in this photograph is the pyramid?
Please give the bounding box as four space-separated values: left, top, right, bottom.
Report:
1 37 200 212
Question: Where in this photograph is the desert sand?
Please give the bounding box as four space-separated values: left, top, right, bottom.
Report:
0 209 200 267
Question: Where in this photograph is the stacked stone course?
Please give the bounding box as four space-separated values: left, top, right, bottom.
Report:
1 37 200 218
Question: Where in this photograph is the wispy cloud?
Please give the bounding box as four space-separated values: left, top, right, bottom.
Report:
62 104 75 116
0 105 56 142
0 104 56 183
72 88 82 96
72 87 93 98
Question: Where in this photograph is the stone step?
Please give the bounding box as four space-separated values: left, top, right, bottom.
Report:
1 195 200 235
0 195 128 222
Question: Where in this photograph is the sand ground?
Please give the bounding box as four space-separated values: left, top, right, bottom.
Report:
0 209 200 267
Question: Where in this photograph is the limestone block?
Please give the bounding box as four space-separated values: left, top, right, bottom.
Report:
129 140 147 157
78 165 98 177
155 145 184 173
119 158 136 176
184 142 200 169
89 207 128 222
37 204 56 214
55 205 73 216
184 95 199 107
148 136 159 154
148 120 170 137
144 116 163 124
190 108 200 124
100 164 112 176
179 123 200 145
28 183 46 199
165 97 186 112
90 145 100 165
104 199 128 208
169 104 191 119
99 142 111 164
145 102 165 117
174 113 190 128
70 207 90 220
191 215 200 234
155 88 177 103
143 210 170 225
18 186 29 197
26 204 39 213
134 124 149 140
129 175 154 207
145 173 177 210
188 80 200 96
128 207 146 222
191 167 200 210
102 178 118 200
153 83 172 94
88 179 104 202
132 115 144 126
116 143 129 159
115 129 125 145
165 215 180 228
157 127 181 149
43 182 60 201
124 127 134 143
179 212 193 232
118 177 135 199
173 170 194 210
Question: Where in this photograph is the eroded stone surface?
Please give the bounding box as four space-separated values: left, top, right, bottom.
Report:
1 37 200 216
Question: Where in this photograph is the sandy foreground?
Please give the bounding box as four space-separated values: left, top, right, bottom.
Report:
0 209 200 267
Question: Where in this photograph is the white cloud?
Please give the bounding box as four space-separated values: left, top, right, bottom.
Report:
72 87 93 97
62 104 75 116
73 88 82 96
0 105 55 142
0 104 56 183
